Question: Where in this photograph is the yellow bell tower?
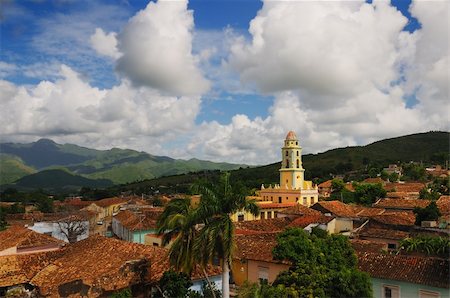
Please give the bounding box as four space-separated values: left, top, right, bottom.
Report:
279 131 305 190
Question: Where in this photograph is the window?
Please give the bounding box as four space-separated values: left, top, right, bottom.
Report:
258 266 269 282
238 214 244 222
268 212 272 219
387 243 397 250
382 285 399 298
296 159 299 168
303 197 307 205
152 242 159 247
296 197 299 202
286 159 289 168
260 212 265 220
285 151 288 156
274 211 278 218
419 290 440 298
279 197 282 203
296 150 299 156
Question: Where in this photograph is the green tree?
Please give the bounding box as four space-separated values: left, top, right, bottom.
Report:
158 173 260 298
37 197 54 213
353 183 386 205
271 228 372 298
413 202 441 225
388 172 399 182
0 207 7 231
110 288 132 298
154 270 192 298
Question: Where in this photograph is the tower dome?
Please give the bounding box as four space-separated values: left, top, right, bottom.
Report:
285 131 297 140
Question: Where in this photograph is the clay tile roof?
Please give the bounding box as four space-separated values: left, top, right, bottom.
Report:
114 210 160 231
285 131 297 140
94 197 128 208
363 177 384 184
311 200 358 218
373 198 430 210
437 196 450 215
0 225 64 252
318 180 332 188
257 202 297 209
385 182 425 193
354 207 386 217
288 214 334 228
350 239 385 253
386 192 410 199
357 226 409 240
357 252 449 289
234 233 288 264
370 211 416 226
235 218 291 233
279 204 323 216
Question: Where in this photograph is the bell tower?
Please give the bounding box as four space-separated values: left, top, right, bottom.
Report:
279 131 304 190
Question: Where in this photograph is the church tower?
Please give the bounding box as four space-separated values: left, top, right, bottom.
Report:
279 131 305 190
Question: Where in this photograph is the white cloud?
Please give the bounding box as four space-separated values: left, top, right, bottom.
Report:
0 65 201 155
90 28 121 59
115 0 210 96
0 62 17 78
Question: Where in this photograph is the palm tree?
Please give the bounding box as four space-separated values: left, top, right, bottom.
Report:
192 172 260 298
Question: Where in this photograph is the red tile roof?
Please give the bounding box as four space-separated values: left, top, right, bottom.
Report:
384 182 425 193
357 226 409 240
373 198 430 210
288 214 334 228
437 196 450 215
0 226 64 253
350 239 385 253
94 197 128 208
234 233 288 264
370 211 416 226
318 180 332 188
363 178 384 184
311 200 358 218
354 207 386 217
235 218 291 233
114 209 162 231
357 252 449 289
278 204 323 216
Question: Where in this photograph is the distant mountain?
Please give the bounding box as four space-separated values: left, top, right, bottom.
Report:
113 131 450 193
0 139 246 185
5 169 113 191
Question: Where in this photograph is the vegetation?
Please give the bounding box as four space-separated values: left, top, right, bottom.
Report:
400 236 449 257
155 270 193 298
268 228 372 298
110 288 133 298
157 173 259 298
353 182 386 205
413 202 441 225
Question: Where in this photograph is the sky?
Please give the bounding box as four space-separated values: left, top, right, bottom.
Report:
0 0 448 165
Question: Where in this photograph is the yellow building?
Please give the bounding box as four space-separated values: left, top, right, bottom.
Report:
259 131 319 207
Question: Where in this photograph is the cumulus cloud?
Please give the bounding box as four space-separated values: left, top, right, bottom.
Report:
115 0 210 96
90 28 121 59
0 65 201 154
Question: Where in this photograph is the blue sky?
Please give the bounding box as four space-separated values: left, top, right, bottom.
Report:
0 0 447 164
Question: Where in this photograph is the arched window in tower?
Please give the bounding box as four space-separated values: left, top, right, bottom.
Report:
296 159 299 168
286 159 289 168
285 151 288 156
296 151 299 156
296 141 298 145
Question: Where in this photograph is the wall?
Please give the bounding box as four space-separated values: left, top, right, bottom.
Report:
29 221 89 242
132 229 157 244
334 218 353 233
232 258 248 286
247 260 290 284
190 275 222 294
372 278 449 298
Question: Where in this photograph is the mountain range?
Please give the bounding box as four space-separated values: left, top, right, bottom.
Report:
0 139 246 188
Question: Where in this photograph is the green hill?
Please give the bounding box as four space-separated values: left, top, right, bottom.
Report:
112 131 449 193
0 139 246 185
4 169 113 191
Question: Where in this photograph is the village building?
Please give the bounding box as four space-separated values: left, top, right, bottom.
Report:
112 208 163 244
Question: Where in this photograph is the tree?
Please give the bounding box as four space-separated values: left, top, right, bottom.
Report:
192 172 260 298
271 228 372 298
0 208 7 231
413 202 441 225
157 172 260 298
57 215 88 243
353 183 386 205
37 197 54 213
154 270 192 298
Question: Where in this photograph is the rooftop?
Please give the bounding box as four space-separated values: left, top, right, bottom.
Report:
311 200 358 218
114 209 161 231
437 196 450 215
373 198 430 210
357 252 449 289
0 225 64 253
370 211 416 226
288 214 334 228
285 131 297 140
318 180 332 188
235 218 291 233
94 197 129 208
384 182 426 193
350 239 386 253
234 233 288 264
357 226 410 240
257 202 297 209
279 204 323 216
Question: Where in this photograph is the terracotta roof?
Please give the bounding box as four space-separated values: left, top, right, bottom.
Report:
235 218 291 233
350 239 385 253
94 197 128 208
370 211 416 226
363 178 384 184
318 180 332 188
357 252 449 289
373 198 430 210
288 214 334 228
386 192 410 199
311 201 358 218
285 131 297 140
357 226 409 240
437 196 450 215
279 204 323 216
257 202 297 209
114 209 162 231
384 182 425 193
234 233 288 264
0 226 64 253
354 207 386 217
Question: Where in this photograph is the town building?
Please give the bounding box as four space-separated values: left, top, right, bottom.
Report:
258 131 319 207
